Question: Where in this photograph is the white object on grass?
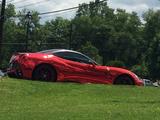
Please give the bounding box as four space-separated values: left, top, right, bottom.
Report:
0 70 4 77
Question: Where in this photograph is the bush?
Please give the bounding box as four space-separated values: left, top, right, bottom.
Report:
106 60 125 68
78 41 102 64
131 63 149 78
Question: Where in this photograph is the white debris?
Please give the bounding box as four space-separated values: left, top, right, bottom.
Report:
153 82 159 87
0 70 5 78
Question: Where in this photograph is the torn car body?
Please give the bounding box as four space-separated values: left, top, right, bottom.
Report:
8 49 143 86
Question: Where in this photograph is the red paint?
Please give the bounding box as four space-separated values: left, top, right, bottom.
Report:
8 51 143 86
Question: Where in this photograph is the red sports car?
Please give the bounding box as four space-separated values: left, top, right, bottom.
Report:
8 49 143 86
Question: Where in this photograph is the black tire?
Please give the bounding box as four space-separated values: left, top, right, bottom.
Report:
114 75 134 85
32 64 57 82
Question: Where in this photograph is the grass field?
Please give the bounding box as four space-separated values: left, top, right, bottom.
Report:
0 78 160 120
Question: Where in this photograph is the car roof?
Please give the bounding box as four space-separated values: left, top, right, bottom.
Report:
38 49 98 65
39 49 82 54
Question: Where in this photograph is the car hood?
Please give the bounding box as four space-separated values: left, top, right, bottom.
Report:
107 66 132 74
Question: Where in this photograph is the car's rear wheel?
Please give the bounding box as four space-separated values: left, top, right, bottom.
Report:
32 64 57 82
114 75 134 85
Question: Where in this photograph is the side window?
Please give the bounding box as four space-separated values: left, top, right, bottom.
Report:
54 52 92 64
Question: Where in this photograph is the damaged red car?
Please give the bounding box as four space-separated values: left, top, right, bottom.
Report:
8 49 143 86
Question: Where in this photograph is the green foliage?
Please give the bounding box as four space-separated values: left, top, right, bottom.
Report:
106 60 125 68
2 1 160 79
70 16 92 50
5 4 16 18
143 10 160 79
131 63 149 78
42 17 71 49
78 41 102 64
76 0 109 18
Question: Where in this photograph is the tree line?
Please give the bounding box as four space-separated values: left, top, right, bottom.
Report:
1 0 160 80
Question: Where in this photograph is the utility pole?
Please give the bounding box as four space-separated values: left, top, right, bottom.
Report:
25 11 32 52
0 0 6 66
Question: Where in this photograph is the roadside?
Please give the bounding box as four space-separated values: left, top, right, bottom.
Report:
0 69 7 80
152 80 160 87
0 70 4 77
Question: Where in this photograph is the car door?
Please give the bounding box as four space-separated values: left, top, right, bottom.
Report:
90 65 111 84
54 51 108 83
53 51 91 81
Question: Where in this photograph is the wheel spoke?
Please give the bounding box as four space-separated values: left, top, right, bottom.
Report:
33 65 56 82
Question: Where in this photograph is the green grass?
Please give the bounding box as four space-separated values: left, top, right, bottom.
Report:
0 78 160 120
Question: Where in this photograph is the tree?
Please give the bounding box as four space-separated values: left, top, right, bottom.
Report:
75 0 115 65
131 62 149 78
143 10 160 79
3 1 160 81
16 9 41 51
78 41 102 64
1 4 17 68
43 17 71 49
110 9 142 66
71 16 92 50
106 60 125 68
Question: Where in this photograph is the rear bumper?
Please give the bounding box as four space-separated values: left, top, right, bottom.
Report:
8 60 36 79
7 62 23 78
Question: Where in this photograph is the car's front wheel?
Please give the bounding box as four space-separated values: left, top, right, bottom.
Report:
114 75 134 85
32 64 57 82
